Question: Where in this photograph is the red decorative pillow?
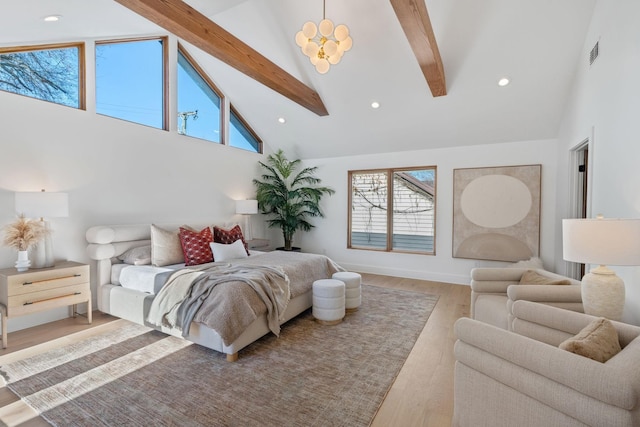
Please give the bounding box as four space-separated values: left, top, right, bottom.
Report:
179 227 214 266
213 225 249 256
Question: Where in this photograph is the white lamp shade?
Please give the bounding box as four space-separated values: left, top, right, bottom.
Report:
15 192 69 218
562 218 640 266
235 199 258 215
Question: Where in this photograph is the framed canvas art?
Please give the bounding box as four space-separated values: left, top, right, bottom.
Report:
452 164 541 262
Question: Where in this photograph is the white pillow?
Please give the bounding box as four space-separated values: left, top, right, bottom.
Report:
210 239 249 262
118 245 152 265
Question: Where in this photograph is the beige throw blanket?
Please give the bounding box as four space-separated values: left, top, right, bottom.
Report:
147 252 343 346
148 264 290 345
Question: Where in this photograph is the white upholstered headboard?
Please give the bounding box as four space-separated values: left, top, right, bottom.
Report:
86 223 225 283
86 224 153 283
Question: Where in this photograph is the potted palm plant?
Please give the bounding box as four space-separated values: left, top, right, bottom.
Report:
253 150 334 251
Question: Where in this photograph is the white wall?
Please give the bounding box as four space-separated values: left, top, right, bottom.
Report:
300 138 561 285
555 0 640 325
0 90 265 331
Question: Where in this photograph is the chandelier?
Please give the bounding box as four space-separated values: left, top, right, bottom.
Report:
295 0 353 74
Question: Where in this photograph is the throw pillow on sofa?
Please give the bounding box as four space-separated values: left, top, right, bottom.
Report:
519 270 571 286
559 317 622 363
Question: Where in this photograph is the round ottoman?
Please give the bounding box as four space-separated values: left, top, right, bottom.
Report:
313 279 345 325
332 272 362 312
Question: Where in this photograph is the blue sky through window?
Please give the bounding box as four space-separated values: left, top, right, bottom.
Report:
94 39 260 152
95 39 164 128
177 50 221 143
230 109 261 153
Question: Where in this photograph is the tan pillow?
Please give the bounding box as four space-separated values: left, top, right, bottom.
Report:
559 318 622 363
519 270 571 286
150 224 184 266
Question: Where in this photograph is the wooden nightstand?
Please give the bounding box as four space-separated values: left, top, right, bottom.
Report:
0 261 92 348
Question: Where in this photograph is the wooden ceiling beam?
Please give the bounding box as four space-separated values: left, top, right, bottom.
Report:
390 0 447 97
114 0 329 116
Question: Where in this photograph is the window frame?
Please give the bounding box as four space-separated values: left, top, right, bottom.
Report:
94 36 169 130
0 42 86 109
348 166 437 255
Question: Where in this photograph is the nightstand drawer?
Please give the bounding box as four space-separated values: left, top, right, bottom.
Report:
5 264 89 297
7 283 90 316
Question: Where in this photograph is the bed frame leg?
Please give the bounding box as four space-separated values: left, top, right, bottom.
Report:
226 352 239 362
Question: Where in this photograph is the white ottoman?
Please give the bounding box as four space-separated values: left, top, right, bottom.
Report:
313 279 345 325
332 272 362 312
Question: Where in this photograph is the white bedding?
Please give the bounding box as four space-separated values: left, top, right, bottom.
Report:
118 265 173 293
114 251 268 294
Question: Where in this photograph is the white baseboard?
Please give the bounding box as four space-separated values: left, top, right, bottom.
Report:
336 262 470 286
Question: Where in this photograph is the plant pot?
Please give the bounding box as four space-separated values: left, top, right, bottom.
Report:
15 250 31 272
275 247 301 252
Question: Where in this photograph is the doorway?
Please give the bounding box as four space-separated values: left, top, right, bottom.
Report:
568 138 591 279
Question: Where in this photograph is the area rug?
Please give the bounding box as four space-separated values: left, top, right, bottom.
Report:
0 284 438 427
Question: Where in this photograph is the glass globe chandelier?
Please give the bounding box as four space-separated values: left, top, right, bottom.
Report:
295 0 353 74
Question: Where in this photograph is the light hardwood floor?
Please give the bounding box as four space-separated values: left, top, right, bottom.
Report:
0 273 470 427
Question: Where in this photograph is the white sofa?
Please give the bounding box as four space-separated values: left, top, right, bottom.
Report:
454 301 640 426
470 267 582 330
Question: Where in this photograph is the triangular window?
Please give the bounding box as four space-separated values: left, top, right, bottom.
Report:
177 46 223 143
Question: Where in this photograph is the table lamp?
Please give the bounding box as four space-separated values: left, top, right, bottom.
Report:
562 216 640 320
236 199 258 241
15 190 69 268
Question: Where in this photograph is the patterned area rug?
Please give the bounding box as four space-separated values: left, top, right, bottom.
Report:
0 284 438 427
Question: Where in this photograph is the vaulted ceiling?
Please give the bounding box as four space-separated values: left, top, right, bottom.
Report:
1 0 595 159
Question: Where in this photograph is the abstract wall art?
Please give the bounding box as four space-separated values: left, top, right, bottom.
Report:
452 164 541 262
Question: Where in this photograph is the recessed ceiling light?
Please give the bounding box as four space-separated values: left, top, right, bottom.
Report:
371 101 380 109
278 117 286 124
498 77 510 87
43 15 62 22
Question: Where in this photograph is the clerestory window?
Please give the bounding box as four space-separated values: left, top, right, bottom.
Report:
95 37 167 129
229 105 262 153
1 37 262 153
0 43 84 109
177 46 223 143
349 167 437 254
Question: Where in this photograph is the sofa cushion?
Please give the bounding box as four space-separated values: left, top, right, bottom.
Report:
473 294 509 330
559 317 622 363
519 270 571 286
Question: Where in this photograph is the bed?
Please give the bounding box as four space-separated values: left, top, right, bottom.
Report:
85 223 343 361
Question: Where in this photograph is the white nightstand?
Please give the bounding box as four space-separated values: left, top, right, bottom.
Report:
247 239 271 251
0 260 92 348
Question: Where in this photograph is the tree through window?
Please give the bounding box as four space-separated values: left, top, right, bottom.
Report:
0 43 83 108
349 167 436 254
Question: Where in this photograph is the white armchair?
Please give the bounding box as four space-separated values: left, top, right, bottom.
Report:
470 267 583 330
454 301 640 426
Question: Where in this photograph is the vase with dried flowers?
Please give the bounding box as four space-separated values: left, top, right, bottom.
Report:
2 214 49 272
